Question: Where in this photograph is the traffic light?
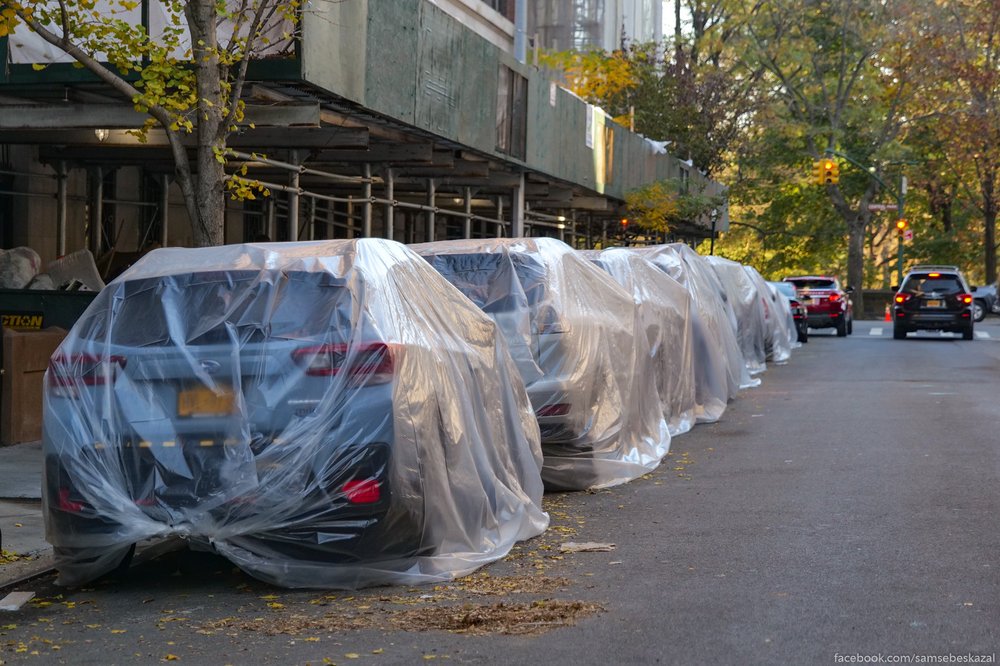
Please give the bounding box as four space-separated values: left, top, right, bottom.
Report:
812 160 824 184
895 218 908 233
821 159 839 185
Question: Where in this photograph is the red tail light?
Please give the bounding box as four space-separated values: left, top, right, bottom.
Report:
895 293 911 304
536 403 571 417
828 292 841 303
48 354 127 395
958 293 973 305
292 342 394 384
342 479 382 504
57 487 84 512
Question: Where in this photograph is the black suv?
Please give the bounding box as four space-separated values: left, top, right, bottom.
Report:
892 265 974 340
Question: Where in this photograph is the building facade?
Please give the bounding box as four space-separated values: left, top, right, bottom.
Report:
0 0 722 270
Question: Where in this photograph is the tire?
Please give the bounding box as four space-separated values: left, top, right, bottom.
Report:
963 325 974 340
972 300 986 323
798 327 809 343
893 324 907 340
836 317 848 337
847 317 853 335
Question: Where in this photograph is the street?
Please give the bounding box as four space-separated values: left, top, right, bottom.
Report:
2 320 1000 665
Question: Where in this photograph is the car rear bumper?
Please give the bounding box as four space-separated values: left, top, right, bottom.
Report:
806 311 845 327
895 311 971 330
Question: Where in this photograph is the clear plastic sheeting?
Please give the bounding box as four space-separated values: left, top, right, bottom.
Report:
583 249 696 438
631 245 748 423
706 256 768 376
412 238 642 491
746 267 794 363
43 239 548 589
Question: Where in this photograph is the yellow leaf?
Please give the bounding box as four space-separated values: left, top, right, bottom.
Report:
372 649 384 654
111 629 127 634
304 637 320 642
164 655 179 662
345 654 360 659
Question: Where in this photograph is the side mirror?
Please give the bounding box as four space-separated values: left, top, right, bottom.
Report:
845 286 855 294
970 285 978 291
891 285 899 292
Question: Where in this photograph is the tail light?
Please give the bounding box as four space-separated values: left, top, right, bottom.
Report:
57 487 84 512
536 403 571 417
828 293 841 303
957 293 973 305
895 293 911 304
292 342 394 384
48 354 127 397
342 479 382 504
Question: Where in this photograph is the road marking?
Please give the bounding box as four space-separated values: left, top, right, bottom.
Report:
976 331 990 339
869 327 883 336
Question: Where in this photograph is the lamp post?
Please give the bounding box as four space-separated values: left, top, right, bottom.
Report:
709 208 718 255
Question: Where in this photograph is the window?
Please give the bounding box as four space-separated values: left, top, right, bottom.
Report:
496 66 527 160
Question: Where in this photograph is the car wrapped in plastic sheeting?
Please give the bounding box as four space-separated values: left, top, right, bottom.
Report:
631 245 749 423
745 267 795 363
706 256 769 376
412 238 639 491
42 239 548 589
582 248 696 438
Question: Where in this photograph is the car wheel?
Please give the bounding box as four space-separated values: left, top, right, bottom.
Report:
798 327 809 343
893 324 907 340
972 299 986 322
963 325 974 340
847 317 853 335
836 317 847 337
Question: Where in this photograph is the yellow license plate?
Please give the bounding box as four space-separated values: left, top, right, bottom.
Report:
177 385 234 417
926 299 943 308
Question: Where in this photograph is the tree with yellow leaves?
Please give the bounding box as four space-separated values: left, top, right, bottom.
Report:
0 0 299 247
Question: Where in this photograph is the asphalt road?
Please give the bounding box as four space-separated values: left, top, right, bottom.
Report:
2 321 999 665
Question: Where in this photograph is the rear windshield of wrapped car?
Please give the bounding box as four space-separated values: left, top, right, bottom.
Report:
79 270 350 345
425 253 549 310
787 278 836 289
901 274 964 295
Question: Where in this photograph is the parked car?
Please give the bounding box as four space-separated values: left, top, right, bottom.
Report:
583 248 697 438
632 245 748 424
971 282 999 322
770 280 809 343
783 275 854 336
43 239 548 588
706 256 769 375
743 265 794 364
892 265 974 340
413 238 639 491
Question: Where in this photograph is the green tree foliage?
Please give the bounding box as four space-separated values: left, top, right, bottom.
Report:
0 0 297 247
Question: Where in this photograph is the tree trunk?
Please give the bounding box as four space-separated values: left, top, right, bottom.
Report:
847 216 866 315
983 171 997 284
187 0 227 247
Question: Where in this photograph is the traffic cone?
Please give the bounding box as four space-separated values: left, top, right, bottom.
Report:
884 304 891 321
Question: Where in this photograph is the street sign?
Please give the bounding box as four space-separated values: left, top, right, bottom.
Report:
868 203 899 212
903 228 913 241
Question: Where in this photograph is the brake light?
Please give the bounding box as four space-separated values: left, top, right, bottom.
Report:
342 479 381 504
57 487 84 512
292 342 394 383
47 354 127 397
828 292 841 303
928 272 941 278
958 293 973 304
536 403 571 417
895 293 911 304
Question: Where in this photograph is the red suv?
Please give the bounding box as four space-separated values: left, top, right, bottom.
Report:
783 276 854 337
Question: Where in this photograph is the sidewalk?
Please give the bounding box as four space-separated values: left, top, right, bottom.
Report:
0 440 53 588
